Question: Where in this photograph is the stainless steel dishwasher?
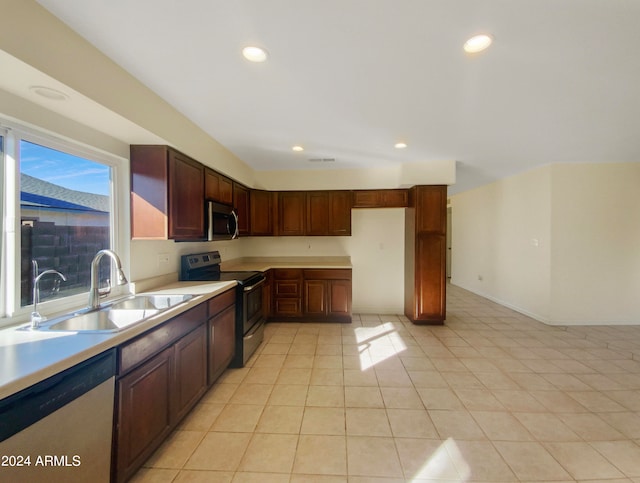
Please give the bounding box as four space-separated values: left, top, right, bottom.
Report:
0 349 116 483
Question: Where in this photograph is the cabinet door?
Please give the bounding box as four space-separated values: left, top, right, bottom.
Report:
352 189 408 208
219 176 234 205
329 191 352 235
168 150 204 239
173 325 208 423
234 183 250 236
204 168 220 201
278 191 306 236
352 190 380 208
381 189 409 208
329 279 352 316
205 169 233 205
250 190 274 236
115 347 173 483
415 185 446 234
306 192 329 235
130 145 169 239
209 304 236 384
412 233 446 321
304 280 327 316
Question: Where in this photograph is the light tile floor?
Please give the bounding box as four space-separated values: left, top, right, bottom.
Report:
132 284 640 482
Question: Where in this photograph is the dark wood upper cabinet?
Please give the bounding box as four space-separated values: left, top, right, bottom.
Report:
328 191 352 235
130 145 204 240
250 189 275 236
352 189 409 208
233 182 250 236
306 192 329 235
277 191 306 236
205 168 234 205
413 185 446 234
306 191 352 236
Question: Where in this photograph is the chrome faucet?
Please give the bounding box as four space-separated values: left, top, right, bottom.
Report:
88 249 128 310
31 260 67 329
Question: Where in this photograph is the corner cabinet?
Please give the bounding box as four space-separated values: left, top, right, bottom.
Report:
131 145 204 240
404 185 447 324
270 268 352 322
303 269 352 322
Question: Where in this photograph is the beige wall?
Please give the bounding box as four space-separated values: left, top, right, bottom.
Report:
450 166 552 321
550 163 640 324
451 162 640 325
242 209 406 314
257 159 455 190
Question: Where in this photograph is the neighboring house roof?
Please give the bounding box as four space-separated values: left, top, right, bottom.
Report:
20 173 109 213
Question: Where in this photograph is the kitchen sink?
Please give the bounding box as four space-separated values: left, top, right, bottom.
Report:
47 308 161 332
108 294 193 311
22 294 194 333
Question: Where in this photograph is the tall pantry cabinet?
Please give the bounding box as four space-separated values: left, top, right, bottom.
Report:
404 185 447 324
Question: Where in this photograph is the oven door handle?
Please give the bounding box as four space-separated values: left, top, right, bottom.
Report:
243 277 266 292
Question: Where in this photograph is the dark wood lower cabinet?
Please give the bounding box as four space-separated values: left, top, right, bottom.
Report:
174 324 208 422
304 279 327 316
115 346 174 483
209 304 235 384
328 279 351 317
113 301 222 482
270 268 352 322
273 269 303 318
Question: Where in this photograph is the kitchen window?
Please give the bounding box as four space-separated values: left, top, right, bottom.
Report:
0 120 127 326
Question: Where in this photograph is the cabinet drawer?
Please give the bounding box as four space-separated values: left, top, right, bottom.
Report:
274 298 302 316
303 269 351 280
274 269 303 280
119 304 206 374
274 280 301 297
208 288 236 317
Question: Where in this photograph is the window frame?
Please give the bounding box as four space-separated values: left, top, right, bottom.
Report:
0 118 129 327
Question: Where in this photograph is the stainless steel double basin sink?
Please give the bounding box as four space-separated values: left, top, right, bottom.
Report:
26 294 194 333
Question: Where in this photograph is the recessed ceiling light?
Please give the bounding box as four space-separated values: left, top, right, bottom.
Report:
292 145 304 152
242 46 268 63
29 85 68 101
463 34 493 54
394 142 408 149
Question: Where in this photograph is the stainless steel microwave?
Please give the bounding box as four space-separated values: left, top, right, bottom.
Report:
207 201 239 240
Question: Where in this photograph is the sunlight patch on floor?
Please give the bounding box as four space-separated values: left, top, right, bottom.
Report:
410 438 470 482
355 321 407 371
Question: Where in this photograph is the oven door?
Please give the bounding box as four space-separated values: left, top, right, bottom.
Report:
243 276 265 334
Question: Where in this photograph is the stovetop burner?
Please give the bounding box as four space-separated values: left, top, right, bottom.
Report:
180 251 262 285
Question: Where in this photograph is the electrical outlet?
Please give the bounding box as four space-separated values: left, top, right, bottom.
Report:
157 253 170 266
478 275 483 281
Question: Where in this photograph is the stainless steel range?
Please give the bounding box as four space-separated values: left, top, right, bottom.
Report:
180 251 265 367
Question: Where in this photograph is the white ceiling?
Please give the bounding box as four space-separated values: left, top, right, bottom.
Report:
34 0 640 194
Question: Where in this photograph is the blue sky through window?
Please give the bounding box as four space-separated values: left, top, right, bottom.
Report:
20 140 110 196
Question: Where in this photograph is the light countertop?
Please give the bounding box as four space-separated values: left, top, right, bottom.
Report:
220 256 352 272
0 280 236 400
